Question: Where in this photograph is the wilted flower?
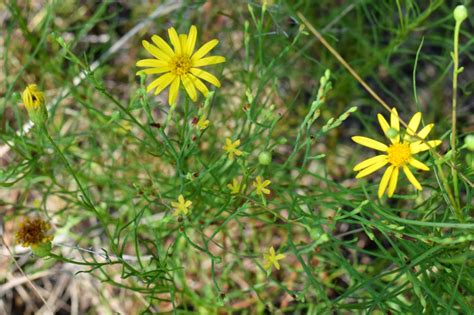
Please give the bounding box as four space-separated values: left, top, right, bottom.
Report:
16 217 53 256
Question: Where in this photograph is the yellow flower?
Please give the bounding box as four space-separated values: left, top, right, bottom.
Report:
21 84 47 125
253 176 271 196
352 108 442 198
263 246 285 270
196 116 210 130
171 194 192 216
227 178 245 195
16 217 53 248
136 25 225 105
223 138 242 160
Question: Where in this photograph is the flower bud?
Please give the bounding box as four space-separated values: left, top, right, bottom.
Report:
465 134 474 152
454 5 468 23
258 151 272 165
386 128 398 139
22 84 47 126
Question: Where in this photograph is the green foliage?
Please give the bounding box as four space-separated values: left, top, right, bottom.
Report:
1 0 472 313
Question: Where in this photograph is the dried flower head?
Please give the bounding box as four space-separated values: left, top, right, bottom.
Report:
16 217 53 248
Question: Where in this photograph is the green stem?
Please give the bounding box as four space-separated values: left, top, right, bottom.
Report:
42 125 96 214
451 20 462 211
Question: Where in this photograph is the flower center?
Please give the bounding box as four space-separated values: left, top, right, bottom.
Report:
171 55 191 76
387 142 411 167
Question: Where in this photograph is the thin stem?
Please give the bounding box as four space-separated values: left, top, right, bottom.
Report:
42 125 98 215
451 20 462 210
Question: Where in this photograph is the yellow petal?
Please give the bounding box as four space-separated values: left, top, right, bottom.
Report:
142 40 171 61
390 108 400 131
387 167 399 197
168 27 181 54
417 124 434 139
151 34 175 56
410 140 442 154
275 254 285 260
269 247 275 255
378 165 394 198
191 39 219 61
353 155 388 171
169 76 180 105
377 113 389 133
153 73 176 96
193 56 226 67
403 166 422 191
189 74 209 97
136 59 168 68
186 25 197 56
190 68 221 87
352 136 388 152
136 67 171 75
179 34 188 55
182 74 197 101
406 112 421 136
409 158 429 171
390 108 400 142
355 160 388 178
274 261 280 270
146 72 175 93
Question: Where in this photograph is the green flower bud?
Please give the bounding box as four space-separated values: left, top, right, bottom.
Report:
466 153 473 169
465 134 474 152
386 127 398 139
258 151 272 165
277 137 288 145
454 5 468 23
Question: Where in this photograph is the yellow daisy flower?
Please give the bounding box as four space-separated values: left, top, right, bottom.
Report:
171 194 192 216
253 176 271 196
136 25 225 105
21 84 47 125
196 116 210 130
223 138 242 160
263 246 285 270
227 178 245 195
352 108 442 198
